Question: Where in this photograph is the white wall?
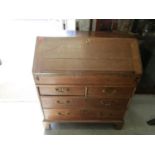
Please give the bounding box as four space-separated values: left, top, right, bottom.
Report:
0 19 75 102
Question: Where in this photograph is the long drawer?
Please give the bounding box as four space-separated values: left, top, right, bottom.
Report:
41 96 128 109
39 85 85 96
43 109 125 121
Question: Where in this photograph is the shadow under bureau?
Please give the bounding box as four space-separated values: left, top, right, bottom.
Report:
32 33 142 130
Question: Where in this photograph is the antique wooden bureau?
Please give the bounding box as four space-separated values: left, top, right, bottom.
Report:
32 33 142 130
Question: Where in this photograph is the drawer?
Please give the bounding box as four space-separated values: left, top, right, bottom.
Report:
80 109 125 120
44 109 81 120
43 109 125 121
41 96 128 109
39 85 85 96
41 96 85 108
86 98 128 109
34 74 136 86
88 86 133 98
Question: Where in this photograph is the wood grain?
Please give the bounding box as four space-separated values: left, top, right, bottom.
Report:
33 36 141 75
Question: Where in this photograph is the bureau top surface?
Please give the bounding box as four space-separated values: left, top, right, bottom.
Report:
33 34 142 75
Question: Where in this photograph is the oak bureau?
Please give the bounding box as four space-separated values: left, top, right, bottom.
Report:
32 32 142 130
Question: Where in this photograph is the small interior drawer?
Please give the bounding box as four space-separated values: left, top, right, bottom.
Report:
39 85 85 96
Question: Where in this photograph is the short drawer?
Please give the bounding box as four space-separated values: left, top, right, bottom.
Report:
86 98 128 109
41 96 128 109
44 109 81 120
43 109 125 121
80 109 125 120
41 96 85 108
88 86 133 98
39 85 85 96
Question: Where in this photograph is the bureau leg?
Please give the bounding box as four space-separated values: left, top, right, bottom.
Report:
43 121 51 130
114 122 124 130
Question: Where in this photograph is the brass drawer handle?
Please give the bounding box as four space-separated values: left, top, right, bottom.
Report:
57 112 70 115
102 89 106 93
57 100 70 104
57 100 62 104
102 88 117 94
57 112 63 115
55 87 70 93
100 101 111 106
105 103 111 106
100 112 113 117
66 100 70 104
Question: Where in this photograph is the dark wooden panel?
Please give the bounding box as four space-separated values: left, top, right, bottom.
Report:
39 85 85 96
41 96 128 109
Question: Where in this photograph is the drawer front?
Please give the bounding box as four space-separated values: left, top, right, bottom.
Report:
88 86 133 98
39 85 85 96
43 109 125 121
34 74 135 86
86 98 128 109
41 96 85 108
41 96 128 109
44 109 81 120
